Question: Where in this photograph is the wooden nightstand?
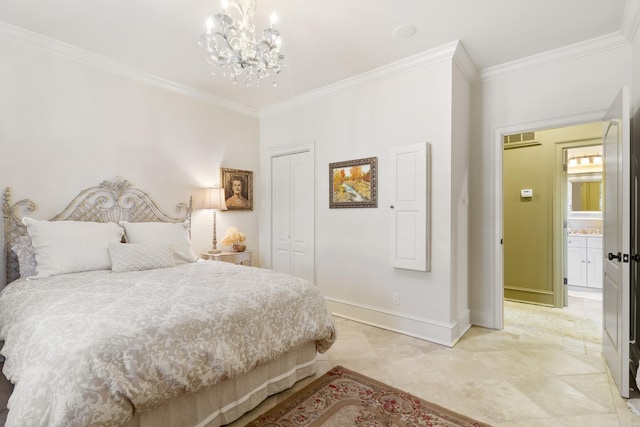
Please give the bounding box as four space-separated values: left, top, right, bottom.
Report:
201 251 252 266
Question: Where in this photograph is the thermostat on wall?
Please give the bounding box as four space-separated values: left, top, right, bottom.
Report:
520 189 533 198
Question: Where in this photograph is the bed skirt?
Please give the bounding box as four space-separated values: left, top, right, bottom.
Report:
122 342 318 427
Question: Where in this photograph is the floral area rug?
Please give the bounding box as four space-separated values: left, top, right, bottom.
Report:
245 365 492 427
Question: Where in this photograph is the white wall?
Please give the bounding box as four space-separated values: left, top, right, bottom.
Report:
469 43 632 327
259 48 471 346
0 35 260 287
451 61 471 328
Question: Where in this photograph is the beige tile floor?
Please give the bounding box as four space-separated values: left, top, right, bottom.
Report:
229 290 640 427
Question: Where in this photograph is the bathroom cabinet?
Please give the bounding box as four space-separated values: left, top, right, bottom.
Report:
567 235 603 288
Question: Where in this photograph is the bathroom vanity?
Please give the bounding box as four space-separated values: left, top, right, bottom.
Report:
567 234 603 288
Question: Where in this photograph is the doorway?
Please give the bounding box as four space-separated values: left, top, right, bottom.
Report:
494 90 635 398
501 122 604 342
564 144 604 305
491 111 606 329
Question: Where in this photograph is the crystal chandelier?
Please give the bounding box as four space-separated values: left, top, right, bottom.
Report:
199 0 284 87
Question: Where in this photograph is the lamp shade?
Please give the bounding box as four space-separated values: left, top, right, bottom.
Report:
204 187 228 211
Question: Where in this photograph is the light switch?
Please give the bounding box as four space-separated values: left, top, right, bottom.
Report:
521 189 533 198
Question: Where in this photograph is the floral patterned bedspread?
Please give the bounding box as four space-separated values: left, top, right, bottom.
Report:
0 261 336 427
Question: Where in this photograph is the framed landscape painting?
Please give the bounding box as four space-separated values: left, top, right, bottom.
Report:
329 157 377 208
221 168 253 211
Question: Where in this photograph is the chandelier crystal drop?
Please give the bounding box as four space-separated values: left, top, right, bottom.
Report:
199 0 285 87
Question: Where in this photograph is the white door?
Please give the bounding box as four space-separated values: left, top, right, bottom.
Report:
271 150 315 283
272 154 292 274
389 142 430 271
602 87 631 397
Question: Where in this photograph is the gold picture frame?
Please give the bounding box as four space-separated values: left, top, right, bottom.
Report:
329 157 378 208
221 168 253 211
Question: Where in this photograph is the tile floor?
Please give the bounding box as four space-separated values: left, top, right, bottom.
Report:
229 290 640 427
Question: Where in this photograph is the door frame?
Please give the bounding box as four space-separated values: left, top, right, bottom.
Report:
553 138 604 307
492 110 607 329
263 141 316 277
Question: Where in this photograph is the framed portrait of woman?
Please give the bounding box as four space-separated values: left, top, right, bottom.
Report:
221 168 253 211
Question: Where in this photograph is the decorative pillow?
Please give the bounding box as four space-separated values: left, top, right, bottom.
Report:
11 236 37 279
119 221 197 264
109 243 176 273
22 217 124 279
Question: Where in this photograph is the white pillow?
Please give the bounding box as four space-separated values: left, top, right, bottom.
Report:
109 243 176 273
119 221 197 264
22 217 124 279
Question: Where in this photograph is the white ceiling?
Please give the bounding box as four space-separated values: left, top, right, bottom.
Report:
0 0 631 111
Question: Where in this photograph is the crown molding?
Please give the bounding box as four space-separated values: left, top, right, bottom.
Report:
260 40 463 118
621 0 640 42
0 21 258 117
452 40 478 83
478 32 630 82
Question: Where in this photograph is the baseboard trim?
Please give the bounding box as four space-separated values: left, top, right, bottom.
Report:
469 308 496 329
503 286 553 295
326 297 471 347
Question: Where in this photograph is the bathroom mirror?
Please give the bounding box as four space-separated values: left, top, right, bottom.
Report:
568 173 602 213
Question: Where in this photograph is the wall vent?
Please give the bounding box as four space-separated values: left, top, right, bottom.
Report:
503 132 539 149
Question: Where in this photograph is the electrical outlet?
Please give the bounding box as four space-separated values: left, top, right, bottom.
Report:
392 292 400 305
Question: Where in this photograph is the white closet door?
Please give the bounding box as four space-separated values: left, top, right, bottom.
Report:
289 151 314 280
272 154 292 274
271 150 314 283
389 142 430 271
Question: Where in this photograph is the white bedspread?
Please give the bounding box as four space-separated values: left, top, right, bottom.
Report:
0 261 336 427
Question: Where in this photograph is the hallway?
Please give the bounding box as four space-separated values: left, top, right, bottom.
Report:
505 288 602 344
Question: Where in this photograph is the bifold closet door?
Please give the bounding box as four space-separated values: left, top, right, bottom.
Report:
271 150 314 283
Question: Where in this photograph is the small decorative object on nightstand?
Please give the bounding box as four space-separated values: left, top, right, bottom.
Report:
221 227 247 252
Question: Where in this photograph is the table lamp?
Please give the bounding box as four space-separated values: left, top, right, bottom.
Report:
204 187 228 254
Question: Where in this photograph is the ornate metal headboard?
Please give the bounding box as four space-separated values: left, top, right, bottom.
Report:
3 178 193 284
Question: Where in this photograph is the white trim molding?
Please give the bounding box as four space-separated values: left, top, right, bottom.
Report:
0 20 258 117
260 40 466 118
326 297 471 347
452 40 478 83
621 0 640 43
479 32 630 82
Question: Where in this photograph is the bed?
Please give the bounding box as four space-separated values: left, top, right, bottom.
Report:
0 179 336 427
